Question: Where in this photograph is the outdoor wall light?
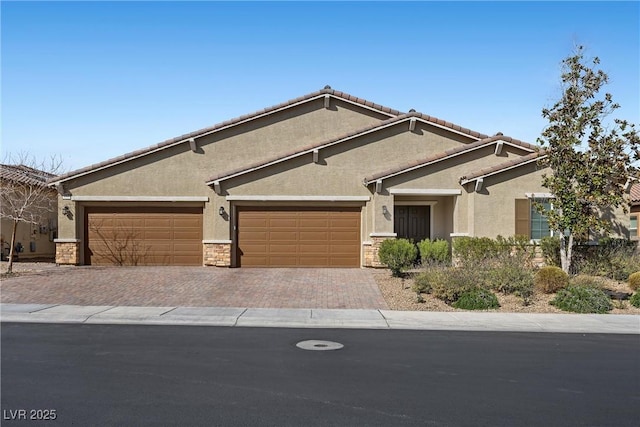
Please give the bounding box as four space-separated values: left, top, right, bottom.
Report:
219 206 226 216
62 205 73 219
382 205 389 215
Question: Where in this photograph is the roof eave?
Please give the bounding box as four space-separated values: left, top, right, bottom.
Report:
459 154 547 185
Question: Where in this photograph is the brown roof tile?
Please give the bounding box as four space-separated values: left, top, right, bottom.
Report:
630 183 640 204
1 164 54 187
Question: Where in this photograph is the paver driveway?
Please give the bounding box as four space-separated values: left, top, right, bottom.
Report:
0 265 388 309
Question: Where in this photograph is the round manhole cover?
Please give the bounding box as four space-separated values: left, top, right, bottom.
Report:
296 340 344 351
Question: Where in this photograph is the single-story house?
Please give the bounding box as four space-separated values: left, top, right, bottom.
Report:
1 164 58 260
47 87 632 267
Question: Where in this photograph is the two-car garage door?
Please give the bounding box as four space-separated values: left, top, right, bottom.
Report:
85 206 361 267
85 207 203 266
237 207 361 267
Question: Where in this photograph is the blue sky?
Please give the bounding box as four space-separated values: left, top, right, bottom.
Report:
2 1 639 172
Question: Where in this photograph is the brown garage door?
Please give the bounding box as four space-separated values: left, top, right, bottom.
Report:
237 207 361 267
85 207 202 266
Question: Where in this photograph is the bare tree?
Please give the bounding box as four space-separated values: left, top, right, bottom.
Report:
88 220 152 266
0 153 63 273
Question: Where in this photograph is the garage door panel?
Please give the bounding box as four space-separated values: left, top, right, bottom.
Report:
241 244 268 253
269 218 298 228
241 256 268 267
330 243 360 254
299 245 329 254
173 230 202 240
298 256 330 266
266 256 299 267
268 231 298 241
299 219 330 228
243 231 268 242
299 231 329 240
237 208 360 267
173 217 202 227
144 230 173 240
268 244 298 254
146 218 172 227
86 207 202 266
330 256 360 267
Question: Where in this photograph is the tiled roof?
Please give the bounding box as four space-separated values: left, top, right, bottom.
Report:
630 183 640 205
0 164 54 187
48 87 403 185
459 151 545 184
206 112 494 184
363 134 537 184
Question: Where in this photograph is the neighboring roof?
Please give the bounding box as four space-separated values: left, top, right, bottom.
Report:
207 112 493 185
459 151 546 185
630 183 640 205
0 164 54 187
48 87 404 185
362 134 538 185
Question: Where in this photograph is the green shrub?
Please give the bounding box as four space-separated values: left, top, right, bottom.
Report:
417 239 451 264
630 292 640 308
452 288 500 310
453 237 501 265
570 274 604 289
412 271 433 294
550 285 613 313
495 235 536 259
573 239 639 280
534 266 569 294
628 271 640 291
628 272 640 291
378 238 418 277
429 267 485 304
487 257 534 305
540 236 561 267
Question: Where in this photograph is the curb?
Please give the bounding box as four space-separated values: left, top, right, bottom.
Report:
1 303 639 334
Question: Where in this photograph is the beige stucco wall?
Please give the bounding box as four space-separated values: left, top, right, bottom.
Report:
56 99 390 244
471 164 549 238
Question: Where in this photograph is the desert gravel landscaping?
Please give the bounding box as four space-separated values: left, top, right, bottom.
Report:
373 269 640 315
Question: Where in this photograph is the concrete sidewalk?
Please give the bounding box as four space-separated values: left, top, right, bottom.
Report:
1 303 638 334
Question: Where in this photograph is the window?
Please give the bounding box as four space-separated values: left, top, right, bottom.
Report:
630 215 638 238
530 198 552 240
515 197 552 241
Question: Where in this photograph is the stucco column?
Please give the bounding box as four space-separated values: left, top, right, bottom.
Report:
363 192 396 267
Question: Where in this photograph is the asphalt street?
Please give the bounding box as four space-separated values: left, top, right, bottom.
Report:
1 323 639 426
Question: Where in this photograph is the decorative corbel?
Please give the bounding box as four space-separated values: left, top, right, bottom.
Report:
375 180 383 193
188 137 198 152
409 117 416 132
475 178 484 193
324 94 331 109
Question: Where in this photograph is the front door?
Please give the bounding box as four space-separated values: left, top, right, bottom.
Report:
394 206 430 242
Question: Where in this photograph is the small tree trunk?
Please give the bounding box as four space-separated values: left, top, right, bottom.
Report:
559 233 574 274
7 219 18 273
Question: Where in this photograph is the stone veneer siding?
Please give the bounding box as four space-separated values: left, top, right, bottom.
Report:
55 241 80 265
363 236 394 268
203 242 231 267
